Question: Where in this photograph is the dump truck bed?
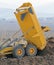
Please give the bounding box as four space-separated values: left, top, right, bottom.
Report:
14 3 46 50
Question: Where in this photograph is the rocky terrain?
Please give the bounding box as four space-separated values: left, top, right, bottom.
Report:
0 37 54 65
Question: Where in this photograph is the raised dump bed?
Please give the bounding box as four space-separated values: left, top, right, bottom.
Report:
14 3 46 50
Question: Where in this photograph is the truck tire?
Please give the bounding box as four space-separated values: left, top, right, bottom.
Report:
13 44 25 59
26 44 37 56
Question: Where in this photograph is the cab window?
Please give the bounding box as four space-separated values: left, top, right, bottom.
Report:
21 13 26 21
28 7 33 14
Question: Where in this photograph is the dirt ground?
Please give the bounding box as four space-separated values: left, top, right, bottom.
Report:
0 37 54 65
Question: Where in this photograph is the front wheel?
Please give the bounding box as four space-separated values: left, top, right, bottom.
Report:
13 45 25 59
26 44 37 56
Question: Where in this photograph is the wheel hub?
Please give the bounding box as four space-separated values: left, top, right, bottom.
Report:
29 48 35 54
17 49 22 55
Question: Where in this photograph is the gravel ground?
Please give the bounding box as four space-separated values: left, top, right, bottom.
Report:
0 37 54 65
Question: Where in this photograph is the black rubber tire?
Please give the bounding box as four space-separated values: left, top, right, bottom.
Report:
26 44 37 56
13 44 25 59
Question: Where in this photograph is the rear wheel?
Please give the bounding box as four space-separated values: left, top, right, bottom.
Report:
13 45 25 59
26 44 37 56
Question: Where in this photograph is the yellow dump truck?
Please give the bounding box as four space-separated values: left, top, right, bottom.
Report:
14 3 50 57
0 3 50 59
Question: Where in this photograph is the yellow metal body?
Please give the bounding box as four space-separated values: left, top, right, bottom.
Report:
0 47 13 56
14 3 47 50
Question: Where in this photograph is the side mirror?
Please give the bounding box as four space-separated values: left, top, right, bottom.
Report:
41 26 50 32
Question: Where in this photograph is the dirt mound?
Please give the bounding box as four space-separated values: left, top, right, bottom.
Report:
47 37 54 43
0 37 54 65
